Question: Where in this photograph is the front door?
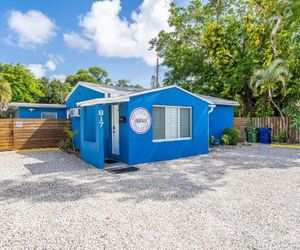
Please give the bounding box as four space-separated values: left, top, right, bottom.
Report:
111 105 120 155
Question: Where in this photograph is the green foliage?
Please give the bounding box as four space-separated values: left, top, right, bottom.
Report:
283 103 300 131
65 66 112 86
272 132 287 143
0 63 44 102
58 128 79 152
222 127 240 145
151 0 300 116
209 135 215 145
39 78 72 104
0 76 12 108
221 134 230 145
116 79 143 89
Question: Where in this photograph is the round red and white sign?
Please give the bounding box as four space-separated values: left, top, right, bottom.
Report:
130 108 151 134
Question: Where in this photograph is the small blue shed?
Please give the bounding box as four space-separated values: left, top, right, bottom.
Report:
8 103 67 119
197 95 239 139
76 85 238 169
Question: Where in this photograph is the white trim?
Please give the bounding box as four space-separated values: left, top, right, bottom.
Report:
9 102 66 108
152 105 192 142
153 137 192 143
127 85 214 104
77 96 130 107
76 85 215 107
41 112 58 119
111 105 120 155
64 82 108 102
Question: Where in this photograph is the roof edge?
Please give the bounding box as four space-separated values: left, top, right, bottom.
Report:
9 102 66 108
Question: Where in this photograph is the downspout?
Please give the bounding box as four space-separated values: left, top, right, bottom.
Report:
208 104 216 114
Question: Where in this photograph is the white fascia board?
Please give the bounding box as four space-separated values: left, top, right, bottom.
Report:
77 96 130 107
126 85 214 105
64 82 109 102
9 102 66 108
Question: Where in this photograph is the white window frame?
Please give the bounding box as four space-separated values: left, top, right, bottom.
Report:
41 112 58 119
152 105 192 143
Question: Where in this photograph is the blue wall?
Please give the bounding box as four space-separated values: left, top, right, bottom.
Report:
65 85 105 149
126 88 209 165
16 107 67 119
80 104 104 169
209 105 234 139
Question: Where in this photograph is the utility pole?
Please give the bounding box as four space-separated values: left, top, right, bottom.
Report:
155 57 160 88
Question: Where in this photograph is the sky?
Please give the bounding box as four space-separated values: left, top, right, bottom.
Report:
0 0 188 88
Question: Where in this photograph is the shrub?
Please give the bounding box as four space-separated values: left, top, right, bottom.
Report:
58 128 79 152
209 135 215 145
272 132 286 143
222 127 240 145
221 134 230 145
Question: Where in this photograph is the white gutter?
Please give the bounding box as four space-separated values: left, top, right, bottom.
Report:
208 104 216 114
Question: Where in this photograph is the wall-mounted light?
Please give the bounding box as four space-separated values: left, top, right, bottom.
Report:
28 108 35 112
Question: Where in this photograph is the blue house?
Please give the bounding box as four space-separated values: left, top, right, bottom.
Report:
8 82 238 168
8 103 67 119
74 84 239 169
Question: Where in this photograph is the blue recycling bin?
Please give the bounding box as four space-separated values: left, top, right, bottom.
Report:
257 128 272 144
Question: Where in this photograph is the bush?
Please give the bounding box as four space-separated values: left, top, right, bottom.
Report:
221 134 230 145
222 127 240 145
272 132 286 143
209 135 215 145
58 128 79 152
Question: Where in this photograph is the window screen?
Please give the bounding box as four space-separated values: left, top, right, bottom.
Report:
41 112 57 119
153 107 165 140
152 106 192 141
180 108 191 138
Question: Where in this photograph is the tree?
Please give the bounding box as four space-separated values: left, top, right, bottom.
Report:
0 76 12 109
39 78 72 104
250 59 289 133
150 0 300 116
116 79 143 89
65 66 112 86
0 64 44 103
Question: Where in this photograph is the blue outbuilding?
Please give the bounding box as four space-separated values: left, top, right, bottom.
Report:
8 103 67 119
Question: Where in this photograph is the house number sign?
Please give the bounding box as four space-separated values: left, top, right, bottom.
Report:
98 110 104 127
130 108 151 134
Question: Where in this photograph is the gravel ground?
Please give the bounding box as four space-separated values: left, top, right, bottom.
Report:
0 144 299 250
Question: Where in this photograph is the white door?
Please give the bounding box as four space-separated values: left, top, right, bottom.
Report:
111 105 120 155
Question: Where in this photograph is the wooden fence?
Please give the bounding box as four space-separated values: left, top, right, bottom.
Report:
0 119 70 151
234 117 300 142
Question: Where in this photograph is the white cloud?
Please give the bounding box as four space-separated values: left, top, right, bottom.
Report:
65 0 171 65
7 10 56 48
26 55 64 78
63 32 93 51
51 74 67 82
27 64 47 78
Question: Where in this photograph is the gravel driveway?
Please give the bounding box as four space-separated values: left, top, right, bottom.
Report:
0 144 299 250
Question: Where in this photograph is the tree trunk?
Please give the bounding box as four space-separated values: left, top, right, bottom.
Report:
268 89 288 140
270 14 283 58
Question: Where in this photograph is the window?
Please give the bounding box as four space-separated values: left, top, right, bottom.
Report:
153 106 192 142
41 112 57 119
69 108 80 118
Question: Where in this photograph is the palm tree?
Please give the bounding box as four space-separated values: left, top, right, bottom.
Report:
250 58 289 135
0 76 12 109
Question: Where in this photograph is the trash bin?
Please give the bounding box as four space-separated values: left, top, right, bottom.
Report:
246 127 258 143
257 127 272 144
